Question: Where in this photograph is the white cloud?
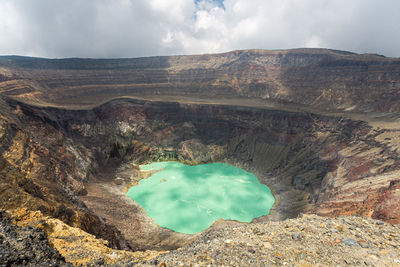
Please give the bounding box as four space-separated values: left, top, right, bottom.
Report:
0 0 399 58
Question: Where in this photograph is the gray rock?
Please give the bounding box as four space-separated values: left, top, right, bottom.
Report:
358 241 370 248
292 233 306 241
114 177 124 185
293 176 307 190
342 238 357 247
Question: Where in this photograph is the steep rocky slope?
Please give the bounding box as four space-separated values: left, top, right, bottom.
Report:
0 49 399 266
0 209 71 266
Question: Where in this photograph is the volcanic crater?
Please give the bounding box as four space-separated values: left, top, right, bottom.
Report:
1 49 400 262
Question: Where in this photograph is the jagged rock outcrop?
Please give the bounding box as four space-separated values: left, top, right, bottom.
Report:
0 209 71 266
9 208 165 266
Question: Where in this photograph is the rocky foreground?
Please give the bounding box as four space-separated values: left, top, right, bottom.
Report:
1 209 400 266
147 214 400 267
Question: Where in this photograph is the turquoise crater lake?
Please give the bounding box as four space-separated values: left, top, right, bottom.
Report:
126 162 275 234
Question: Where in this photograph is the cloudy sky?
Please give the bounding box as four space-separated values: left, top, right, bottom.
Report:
0 0 399 58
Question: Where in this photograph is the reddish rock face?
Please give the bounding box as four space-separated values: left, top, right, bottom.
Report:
373 181 400 224
0 49 399 251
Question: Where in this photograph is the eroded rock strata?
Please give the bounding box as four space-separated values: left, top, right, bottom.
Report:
1 49 400 113
0 49 399 265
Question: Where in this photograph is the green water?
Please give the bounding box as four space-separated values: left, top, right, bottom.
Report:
126 162 275 234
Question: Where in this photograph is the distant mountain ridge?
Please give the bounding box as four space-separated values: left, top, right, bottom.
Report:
0 48 399 113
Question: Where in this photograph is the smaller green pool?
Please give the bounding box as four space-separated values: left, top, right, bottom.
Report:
126 162 275 234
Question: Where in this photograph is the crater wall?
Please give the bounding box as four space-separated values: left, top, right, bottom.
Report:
1 96 399 250
1 48 400 113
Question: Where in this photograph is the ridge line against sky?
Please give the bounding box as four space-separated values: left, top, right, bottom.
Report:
0 0 399 58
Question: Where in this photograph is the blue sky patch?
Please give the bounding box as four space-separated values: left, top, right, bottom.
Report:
195 0 225 9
